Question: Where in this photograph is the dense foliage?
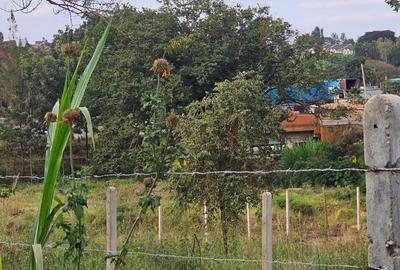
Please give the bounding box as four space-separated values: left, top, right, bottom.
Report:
172 73 283 255
280 129 364 188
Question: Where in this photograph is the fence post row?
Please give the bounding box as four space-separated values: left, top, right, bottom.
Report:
106 186 118 270
364 94 400 270
262 192 272 270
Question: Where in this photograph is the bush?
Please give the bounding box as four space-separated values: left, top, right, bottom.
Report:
279 140 364 187
275 192 314 215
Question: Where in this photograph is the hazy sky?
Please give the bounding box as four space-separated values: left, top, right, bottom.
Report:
0 0 399 43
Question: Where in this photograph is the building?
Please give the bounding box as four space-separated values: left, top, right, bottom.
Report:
281 101 363 146
323 43 354 55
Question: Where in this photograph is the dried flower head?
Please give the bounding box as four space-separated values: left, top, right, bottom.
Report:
43 112 57 125
60 43 77 56
166 114 179 129
62 109 80 125
150 58 171 78
142 177 155 188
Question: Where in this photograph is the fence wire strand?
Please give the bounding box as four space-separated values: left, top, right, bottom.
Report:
2 166 400 182
0 240 381 269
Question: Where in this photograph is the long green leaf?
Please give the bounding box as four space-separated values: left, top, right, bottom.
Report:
32 244 43 270
71 22 111 108
79 107 95 149
31 22 111 270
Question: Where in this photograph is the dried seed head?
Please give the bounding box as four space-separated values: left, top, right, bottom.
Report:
166 114 179 129
62 109 80 125
142 177 155 188
60 43 77 56
150 58 171 78
43 112 57 125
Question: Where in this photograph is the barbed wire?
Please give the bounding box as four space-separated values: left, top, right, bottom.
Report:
1 166 399 182
0 240 382 269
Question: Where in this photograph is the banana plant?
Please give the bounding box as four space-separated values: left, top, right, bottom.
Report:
30 22 111 270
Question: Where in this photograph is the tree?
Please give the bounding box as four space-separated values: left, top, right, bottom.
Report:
0 32 4 43
376 37 394 62
340 33 347 43
311 26 323 39
331 33 340 44
364 59 400 85
387 0 400 11
355 41 380 59
358 30 396 43
173 73 283 256
2 0 117 14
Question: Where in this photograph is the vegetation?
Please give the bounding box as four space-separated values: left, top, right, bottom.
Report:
280 137 364 188
173 72 283 255
29 22 111 270
0 180 368 269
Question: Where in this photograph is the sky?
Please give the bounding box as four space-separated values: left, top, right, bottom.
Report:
0 0 400 43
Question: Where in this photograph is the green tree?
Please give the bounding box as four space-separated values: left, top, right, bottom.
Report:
387 0 400 11
376 37 394 62
173 73 283 256
358 30 396 43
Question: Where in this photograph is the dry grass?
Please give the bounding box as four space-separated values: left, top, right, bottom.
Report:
0 180 368 269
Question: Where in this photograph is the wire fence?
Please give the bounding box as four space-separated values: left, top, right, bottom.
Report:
0 240 383 269
1 166 399 182
0 167 386 269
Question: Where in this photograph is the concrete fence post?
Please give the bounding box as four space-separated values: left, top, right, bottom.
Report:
364 94 400 270
158 202 163 242
106 186 117 270
356 187 361 232
204 200 209 243
246 202 251 242
262 192 272 270
285 189 290 237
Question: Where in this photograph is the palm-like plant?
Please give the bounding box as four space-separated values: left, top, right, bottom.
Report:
30 22 111 270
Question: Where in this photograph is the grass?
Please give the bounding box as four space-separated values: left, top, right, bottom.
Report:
0 179 368 269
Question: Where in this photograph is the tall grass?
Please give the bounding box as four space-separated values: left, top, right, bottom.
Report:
30 23 111 270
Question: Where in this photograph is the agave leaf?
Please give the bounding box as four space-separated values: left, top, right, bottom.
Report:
79 107 95 149
71 22 111 109
32 244 43 270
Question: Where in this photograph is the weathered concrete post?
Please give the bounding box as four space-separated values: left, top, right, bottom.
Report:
364 94 400 270
262 192 272 270
106 186 117 270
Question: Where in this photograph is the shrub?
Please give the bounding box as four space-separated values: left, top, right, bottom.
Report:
275 192 314 215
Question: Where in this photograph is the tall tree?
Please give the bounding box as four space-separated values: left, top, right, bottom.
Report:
311 26 322 38
0 32 4 43
173 73 283 256
376 37 394 63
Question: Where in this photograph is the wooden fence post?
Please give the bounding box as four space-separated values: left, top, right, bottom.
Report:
106 186 117 270
285 189 290 237
262 192 272 270
364 94 400 269
158 201 162 242
356 187 361 232
246 202 251 241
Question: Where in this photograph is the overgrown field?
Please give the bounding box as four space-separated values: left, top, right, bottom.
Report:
0 179 368 269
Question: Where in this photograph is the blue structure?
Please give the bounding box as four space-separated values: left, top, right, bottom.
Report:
267 80 341 104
